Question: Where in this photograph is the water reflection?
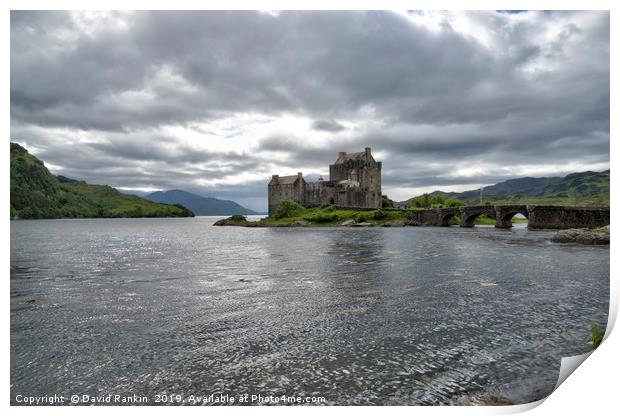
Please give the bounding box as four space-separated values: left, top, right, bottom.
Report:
10 218 609 405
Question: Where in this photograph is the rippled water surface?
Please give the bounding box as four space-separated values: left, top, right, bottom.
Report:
11 217 609 405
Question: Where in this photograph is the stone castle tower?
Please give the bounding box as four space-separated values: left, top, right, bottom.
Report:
268 147 382 216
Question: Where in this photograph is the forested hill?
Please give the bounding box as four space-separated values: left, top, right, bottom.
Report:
10 142 194 219
143 189 258 216
407 170 610 207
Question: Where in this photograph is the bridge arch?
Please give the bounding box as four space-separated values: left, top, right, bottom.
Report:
498 211 528 228
436 207 461 226
459 206 497 227
439 212 458 226
460 212 491 227
495 205 528 228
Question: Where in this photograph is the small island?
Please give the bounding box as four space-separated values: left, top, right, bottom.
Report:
214 199 511 228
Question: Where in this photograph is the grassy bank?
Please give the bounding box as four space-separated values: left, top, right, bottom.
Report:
490 195 610 207
262 203 410 226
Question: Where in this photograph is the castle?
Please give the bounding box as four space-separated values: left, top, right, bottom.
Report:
268 147 382 216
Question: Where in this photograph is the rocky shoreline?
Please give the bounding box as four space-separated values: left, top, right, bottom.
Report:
551 226 610 245
213 217 420 227
215 216 611 246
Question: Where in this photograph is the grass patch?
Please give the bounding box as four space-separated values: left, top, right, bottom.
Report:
474 214 497 225
490 195 609 207
262 203 410 226
588 323 605 348
229 214 248 222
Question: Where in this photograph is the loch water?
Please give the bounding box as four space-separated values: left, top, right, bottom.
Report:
10 217 609 405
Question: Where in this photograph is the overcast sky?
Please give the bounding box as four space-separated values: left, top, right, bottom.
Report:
10 11 609 211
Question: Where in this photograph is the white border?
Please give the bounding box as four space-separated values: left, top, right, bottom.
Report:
3 1 616 415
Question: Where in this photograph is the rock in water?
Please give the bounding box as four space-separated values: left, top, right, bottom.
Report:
290 220 310 227
351 222 374 227
469 393 514 406
551 226 609 245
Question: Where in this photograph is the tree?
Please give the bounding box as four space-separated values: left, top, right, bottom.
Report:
382 195 395 208
274 199 304 219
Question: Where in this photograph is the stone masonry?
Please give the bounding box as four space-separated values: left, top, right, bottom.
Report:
268 147 382 216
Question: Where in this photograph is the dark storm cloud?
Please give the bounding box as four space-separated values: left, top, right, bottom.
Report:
10 10 610 210
13 11 608 130
312 119 346 132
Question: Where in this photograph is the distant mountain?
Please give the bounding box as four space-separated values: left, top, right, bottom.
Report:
405 170 610 207
10 142 194 219
143 189 258 216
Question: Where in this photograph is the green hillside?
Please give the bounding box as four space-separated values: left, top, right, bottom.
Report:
10 142 194 219
407 170 610 207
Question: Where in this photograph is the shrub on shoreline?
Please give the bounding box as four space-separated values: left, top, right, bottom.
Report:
274 199 304 219
588 323 605 348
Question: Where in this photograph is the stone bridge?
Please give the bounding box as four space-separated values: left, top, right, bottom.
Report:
494 205 529 228
408 205 609 229
459 205 498 227
526 205 610 229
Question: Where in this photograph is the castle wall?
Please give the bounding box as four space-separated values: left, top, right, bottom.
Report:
372 162 382 194
361 161 382 194
268 149 382 215
329 163 351 183
268 183 293 216
335 188 382 209
304 181 336 207
268 179 305 215
329 161 381 192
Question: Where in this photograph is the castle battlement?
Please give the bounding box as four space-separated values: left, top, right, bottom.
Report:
268 148 382 216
